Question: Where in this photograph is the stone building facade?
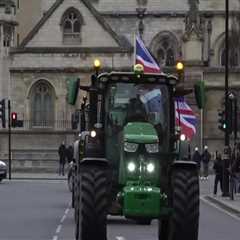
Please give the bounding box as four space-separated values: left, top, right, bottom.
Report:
0 0 240 171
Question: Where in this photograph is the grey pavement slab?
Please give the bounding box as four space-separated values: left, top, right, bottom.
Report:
10 172 67 180
200 174 240 214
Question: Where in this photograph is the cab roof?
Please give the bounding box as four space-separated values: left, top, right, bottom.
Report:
98 71 178 86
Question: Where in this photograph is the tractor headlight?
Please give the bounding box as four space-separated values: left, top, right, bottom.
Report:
146 163 155 173
180 134 186 141
127 162 136 172
145 143 159 153
124 142 138 152
90 130 96 138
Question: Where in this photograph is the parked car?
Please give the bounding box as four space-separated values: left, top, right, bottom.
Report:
0 160 7 182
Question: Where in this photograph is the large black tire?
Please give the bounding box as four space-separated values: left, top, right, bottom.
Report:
76 165 108 240
68 172 73 192
158 169 199 240
74 173 80 240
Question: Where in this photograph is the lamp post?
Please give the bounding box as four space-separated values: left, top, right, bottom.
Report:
222 0 230 197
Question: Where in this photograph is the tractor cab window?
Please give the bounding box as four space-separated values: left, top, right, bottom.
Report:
106 83 169 135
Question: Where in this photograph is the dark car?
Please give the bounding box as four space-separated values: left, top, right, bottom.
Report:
0 160 7 182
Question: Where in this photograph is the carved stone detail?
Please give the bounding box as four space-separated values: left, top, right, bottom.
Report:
183 0 203 41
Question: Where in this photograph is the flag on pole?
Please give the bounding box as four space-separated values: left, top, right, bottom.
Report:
175 97 197 140
135 35 161 73
134 36 197 139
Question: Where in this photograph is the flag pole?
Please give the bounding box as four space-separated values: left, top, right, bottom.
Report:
133 32 136 67
200 108 203 153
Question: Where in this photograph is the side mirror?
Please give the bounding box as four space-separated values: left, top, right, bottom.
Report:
194 80 206 109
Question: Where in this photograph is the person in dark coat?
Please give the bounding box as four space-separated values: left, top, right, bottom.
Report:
58 141 66 176
192 147 201 174
213 152 223 195
201 145 211 180
66 145 74 164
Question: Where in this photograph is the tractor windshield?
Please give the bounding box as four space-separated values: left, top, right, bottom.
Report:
105 83 169 139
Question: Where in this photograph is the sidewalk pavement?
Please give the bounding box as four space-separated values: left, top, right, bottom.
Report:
7 172 67 180
200 174 240 215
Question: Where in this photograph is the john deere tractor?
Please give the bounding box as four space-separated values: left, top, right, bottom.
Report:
70 64 199 240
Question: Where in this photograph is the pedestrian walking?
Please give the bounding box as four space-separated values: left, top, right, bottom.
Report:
66 145 74 164
201 145 211 180
192 147 201 175
213 152 223 195
58 141 66 176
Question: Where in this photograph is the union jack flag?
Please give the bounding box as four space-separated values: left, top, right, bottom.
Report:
175 97 197 140
135 35 161 73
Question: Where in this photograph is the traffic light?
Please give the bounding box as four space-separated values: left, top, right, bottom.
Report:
176 61 184 81
66 78 80 105
218 110 227 132
227 97 234 134
0 99 6 128
11 112 17 128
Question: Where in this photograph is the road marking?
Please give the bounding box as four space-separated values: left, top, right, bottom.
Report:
200 196 240 221
52 235 58 240
52 203 71 240
116 236 126 240
65 208 69 215
60 215 66 223
56 225 62 234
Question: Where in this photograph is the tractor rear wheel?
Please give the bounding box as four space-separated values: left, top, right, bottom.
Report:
158 169 199 240
77 165 108 240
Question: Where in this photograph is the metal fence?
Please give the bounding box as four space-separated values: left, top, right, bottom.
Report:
4 120 76 131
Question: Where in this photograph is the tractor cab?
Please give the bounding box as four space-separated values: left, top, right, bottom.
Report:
99 73 176 189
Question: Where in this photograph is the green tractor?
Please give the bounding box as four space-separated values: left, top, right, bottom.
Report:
71 66 199 240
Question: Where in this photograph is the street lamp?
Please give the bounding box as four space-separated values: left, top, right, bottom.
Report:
222 0 230 197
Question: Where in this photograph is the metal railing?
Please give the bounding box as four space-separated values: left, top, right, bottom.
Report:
1 120 76 131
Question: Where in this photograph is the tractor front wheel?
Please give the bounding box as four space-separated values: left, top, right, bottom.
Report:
77 165 108 240
158 169 199 240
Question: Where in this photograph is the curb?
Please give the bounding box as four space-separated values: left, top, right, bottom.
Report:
10 177 67 181
203 195 240 217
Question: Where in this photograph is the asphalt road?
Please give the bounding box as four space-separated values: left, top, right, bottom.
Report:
0 179 239 240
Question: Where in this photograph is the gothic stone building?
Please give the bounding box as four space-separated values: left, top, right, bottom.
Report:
0 0 240 171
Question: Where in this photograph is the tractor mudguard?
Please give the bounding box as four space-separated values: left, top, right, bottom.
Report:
73 140 80 162
80 157 109 167
171 160 197 171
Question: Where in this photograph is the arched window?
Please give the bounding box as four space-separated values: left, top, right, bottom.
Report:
150 33 179 67
30 81 54 128
3 25 12 47
220 48 239 67
61 8 83 45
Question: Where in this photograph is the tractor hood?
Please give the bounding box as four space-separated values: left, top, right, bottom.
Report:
123 122 158 144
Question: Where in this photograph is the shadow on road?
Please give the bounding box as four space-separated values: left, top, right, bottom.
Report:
107 217 136 225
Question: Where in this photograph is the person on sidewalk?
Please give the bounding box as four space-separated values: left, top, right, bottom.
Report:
201 145 211 180
213 152 223 195
58 141 66 176
192 147 201 175
230 147 240 193
66 145 74 164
